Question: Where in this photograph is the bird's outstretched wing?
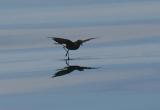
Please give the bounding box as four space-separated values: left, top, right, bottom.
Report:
82 38 96 43
48 37 73 45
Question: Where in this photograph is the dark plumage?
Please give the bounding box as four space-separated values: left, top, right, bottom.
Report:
52 65 97 78
48 37 96 60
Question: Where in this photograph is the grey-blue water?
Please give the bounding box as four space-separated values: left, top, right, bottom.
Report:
0 0 160 110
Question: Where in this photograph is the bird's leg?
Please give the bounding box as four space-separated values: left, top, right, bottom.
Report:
61 45 68 56
65 50 68 56
61 44 70 60
62 45 66 51
64 48 68 57
67 50 70 60
65 58 70 66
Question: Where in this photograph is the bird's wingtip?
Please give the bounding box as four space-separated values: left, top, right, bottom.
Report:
82 37 97 43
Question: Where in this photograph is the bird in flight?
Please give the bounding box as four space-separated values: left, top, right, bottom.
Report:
48 37 96 60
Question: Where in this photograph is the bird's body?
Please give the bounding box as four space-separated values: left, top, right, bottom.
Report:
66 41 81 50
48 37 95 60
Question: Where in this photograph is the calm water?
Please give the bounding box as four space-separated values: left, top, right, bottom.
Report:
0 0 160 110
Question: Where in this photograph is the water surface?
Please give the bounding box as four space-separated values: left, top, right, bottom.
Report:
0 0 160 110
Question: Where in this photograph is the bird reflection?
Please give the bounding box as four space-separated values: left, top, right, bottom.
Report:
52 60 98 78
